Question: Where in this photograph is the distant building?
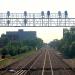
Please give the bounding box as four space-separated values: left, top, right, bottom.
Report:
5 29 36 41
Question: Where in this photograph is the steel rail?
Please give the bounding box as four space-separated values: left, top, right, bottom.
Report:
15 50 45 75
41 50 47 75
21 51 44 75
48 50 54 75
14 51 41 75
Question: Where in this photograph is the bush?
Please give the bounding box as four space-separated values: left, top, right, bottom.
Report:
1 47 8 58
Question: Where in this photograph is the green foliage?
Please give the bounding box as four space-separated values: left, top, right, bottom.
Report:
49 27 75 58
0 36 43 57
69 42 75 58
1 47 8 58
49 39 61 49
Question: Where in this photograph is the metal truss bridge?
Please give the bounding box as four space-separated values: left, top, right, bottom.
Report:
0 11 75 27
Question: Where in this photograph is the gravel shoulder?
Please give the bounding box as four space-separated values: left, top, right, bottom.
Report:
63 59 75 68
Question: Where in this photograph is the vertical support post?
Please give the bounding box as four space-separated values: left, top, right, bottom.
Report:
41 11 44 26
50 17 51 26
58 11 62 26
7 20 10 26
64 11 68 26
57 18 58 26
47 11 50 27
24 11 27 26
48 17 49 26
65 18 66 26
33 14 35 26
42 17 43 26
7 11 10 26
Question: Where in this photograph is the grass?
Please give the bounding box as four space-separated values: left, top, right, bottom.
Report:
0 50 36 69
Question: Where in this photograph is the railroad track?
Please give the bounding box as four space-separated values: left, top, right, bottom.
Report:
14 50 45 75
41 49 54 75
48 48 75 75
29 47 75 75
0 47 75 75
0 50 42 75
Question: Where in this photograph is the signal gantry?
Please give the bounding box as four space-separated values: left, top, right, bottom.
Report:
0 11 75 27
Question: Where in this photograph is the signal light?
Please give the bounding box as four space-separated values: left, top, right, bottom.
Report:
41 11 44 17
47 11 50 17
58 11 61 18
64 11 68 18
7 11 10 17
24 11 27 16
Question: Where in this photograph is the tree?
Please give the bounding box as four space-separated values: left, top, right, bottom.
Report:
1 47 8 58
49 27 75 58
69 42 75 58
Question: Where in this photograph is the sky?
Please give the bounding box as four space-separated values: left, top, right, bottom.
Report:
0 0 74 43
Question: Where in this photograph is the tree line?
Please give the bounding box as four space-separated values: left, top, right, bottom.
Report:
49 27 75 58
0 34 43 58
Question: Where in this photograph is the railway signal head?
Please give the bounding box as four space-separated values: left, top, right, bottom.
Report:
7 11 10 18
41 11 44 18
64 11 68 18
7 20 10 25
24 11 27 17
47 11 50 17
58 11 61 18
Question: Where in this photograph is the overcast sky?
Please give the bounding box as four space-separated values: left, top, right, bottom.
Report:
0 0 74 43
